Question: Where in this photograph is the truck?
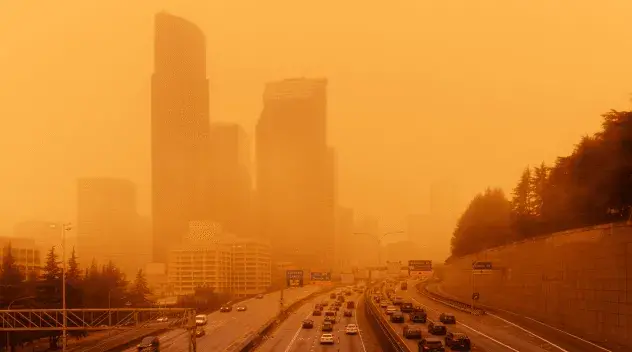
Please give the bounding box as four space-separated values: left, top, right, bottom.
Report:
400 281 408 290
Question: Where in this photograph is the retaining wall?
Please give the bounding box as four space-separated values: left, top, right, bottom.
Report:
442 222 632 348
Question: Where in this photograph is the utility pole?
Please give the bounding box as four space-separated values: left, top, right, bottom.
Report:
61 222 71 352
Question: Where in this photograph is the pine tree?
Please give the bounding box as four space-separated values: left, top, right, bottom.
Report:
130 269 151 306
0 243 25 303
42 247 60 281
66 247 81 283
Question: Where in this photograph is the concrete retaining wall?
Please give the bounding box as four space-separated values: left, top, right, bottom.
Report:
442 222 631 348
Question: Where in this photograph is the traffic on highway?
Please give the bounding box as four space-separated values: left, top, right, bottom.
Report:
120 285 321 352
373 278 610 352
256 285 370 352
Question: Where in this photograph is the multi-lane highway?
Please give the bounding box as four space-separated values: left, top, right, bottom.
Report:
119 285 322 352
376 279 611 352
256 287 381 352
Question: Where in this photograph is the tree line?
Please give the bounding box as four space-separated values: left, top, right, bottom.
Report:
0 244 151 350
450 109 632 258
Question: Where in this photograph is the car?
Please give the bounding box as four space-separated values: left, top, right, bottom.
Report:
236 305 247 312
325 315 337 324
393 296 404 305
427 321 447 335
380 302 389 308
321 301 329 306
445 332 471 351
302 319 314 329
418 337 445 352
195 328 206 337
156 317 168 322
403 324 423 339
320 333 335 344
313 310 322 316
390 312 405 323
322 322 334 332
345 323 359 335
325 310 335 317
255 294 264 299
220 305 232 312
410 312 427 323
439 313 456 324
195 314 207 326
137 336 159 351
386 306 398 315
343 310 352 317
330 293 336 299
401 302 414 313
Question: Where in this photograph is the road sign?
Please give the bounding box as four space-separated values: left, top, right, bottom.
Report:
286 270 304 287
472 292 480 301
408 260 433 272
472 262 492 270
310 272 332 281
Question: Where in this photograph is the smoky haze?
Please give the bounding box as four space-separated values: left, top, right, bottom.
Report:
1 0 632 265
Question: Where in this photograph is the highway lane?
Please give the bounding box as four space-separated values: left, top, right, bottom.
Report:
426 282 615 352
266 290 368 352
121 285 322 352
399 279 591 352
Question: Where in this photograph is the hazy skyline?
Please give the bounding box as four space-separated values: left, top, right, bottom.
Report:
1 0 631 246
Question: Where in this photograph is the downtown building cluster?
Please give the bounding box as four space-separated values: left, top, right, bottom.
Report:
148 12 335 295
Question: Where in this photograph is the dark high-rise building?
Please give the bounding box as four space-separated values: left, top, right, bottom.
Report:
256 78 333 270
209 122 252 237
151 12 210 262
77 178 141 277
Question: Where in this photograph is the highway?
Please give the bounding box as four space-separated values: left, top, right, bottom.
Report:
256 288 379 352
376 279 610 352
119 285 322 352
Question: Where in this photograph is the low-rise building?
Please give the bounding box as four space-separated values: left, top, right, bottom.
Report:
166 222 271 296
0 237 41 277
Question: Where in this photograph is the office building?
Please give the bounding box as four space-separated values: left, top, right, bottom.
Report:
13 221 61 254
77 178 140 277
255 78 334 270
0 237 41 277
167 222 271 296
151 12 211 263
209 123 252 237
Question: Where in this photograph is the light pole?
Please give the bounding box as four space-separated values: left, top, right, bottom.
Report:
61 223 71 352
6 296 35 351
353 231 404 267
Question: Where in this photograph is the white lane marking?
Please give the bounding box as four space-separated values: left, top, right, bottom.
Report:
410 296 519 351
353 294 368 352
486 313 571 352
284 310 318 351
485 308 612 352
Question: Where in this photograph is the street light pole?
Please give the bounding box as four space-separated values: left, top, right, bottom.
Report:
6 296 35 351
61 223 71 352
354 231 405 268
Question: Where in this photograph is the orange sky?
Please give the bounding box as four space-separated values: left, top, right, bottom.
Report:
1 0 631 248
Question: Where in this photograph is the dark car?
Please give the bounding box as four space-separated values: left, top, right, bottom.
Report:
236 305 247 312
137 336 159 351
401 302 414 313
427 321 447 335
322 322 334 332
325 310 336 317
219 305 232 313
439 313 456 324
445 332 471 351
344 310 353 317
255 294 264 299
325 315 337 324
403 324 423 339
302 319 314 329
418 337 445 352
195 328 205 337
390 312 405 323
330 293 336 299
410 312 427 323
313 310 322 316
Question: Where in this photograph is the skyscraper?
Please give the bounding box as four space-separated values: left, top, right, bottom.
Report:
208 122 252 237
77 178 141 277
151 12 210 263
255 78 333 270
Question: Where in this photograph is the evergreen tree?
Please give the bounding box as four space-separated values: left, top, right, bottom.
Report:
530 162 549 217
129 269 151 306
66 247 81 283
41 247 60 281
0 243 25 304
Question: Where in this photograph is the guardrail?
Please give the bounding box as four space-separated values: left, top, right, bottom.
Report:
235 285 341 352
415 281 486 316
364 284 410 352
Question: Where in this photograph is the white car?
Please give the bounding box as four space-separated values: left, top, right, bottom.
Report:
156 317 168 322
345 324 359 335
386 306 398 315
320 333 335 344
